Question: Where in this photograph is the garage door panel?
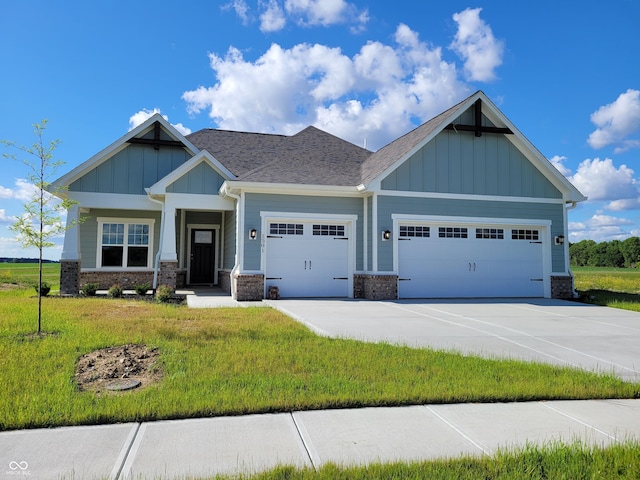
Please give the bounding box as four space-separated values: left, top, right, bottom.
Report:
265 222 350 298
398 223 544 298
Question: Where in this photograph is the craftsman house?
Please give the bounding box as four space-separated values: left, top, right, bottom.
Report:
52 91 585 300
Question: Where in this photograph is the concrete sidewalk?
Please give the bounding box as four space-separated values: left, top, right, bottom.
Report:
2 399 639 479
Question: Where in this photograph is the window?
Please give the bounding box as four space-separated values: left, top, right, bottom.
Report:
269 223 304 235
313 224 345 236
400 226 430 237
476 228 504 239
98 218 154 268
439 227 468 238
512 229 539 240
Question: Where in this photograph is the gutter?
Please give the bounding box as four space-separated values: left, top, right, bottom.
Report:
221 183 241 300
565 201 579 298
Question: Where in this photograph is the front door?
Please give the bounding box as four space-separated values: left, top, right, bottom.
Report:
190 229 215 284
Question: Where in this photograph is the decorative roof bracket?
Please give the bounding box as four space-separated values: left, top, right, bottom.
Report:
444 99 513 137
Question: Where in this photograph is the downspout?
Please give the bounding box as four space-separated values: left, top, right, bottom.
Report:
221 184 242 300
147 193 165 290
565 201 578 297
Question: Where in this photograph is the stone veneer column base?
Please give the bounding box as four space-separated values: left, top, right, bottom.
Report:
218 269 232 295
354 274 398 300
158 261 178 289
60 260 80 295
234 273 264 301
551 275 574 299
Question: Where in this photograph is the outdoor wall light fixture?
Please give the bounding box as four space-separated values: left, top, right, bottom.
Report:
554 235 565 246
249 228 257 240
382 229 391 241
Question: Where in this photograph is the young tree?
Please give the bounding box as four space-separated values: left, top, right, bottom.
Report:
2 120 77 334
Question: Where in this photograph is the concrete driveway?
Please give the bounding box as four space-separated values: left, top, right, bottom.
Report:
265 298 640 382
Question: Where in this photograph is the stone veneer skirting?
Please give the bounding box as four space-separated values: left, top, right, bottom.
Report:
79 271 155 290
219 269 232 295
551 275 574 299
354 274 398 300
60 260 80 295
234 273 264 301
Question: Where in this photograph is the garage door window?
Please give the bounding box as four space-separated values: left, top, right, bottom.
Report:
476 228 504 239
270 223 303 235
512 229 539 240
400 226 430 237
313 224 345 236
439 227 468 238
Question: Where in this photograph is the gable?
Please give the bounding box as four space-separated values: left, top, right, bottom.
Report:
381 126 562 199
166 161 226 194
69 143 192 195
363 91 584 203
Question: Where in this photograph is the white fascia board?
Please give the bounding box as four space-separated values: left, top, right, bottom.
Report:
222 181 363 197
67 191 161 210
164 192 235 211
377 189 566 204
147 151 235 196
51 113 200 190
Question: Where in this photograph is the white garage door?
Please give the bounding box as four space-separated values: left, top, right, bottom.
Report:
398 224 544 298
265 222 350 298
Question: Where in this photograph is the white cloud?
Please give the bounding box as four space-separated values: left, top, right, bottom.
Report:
568 157 637 201
569 214 635 242
587 89 640 151
183 24 470 149
260 0 286 32
224 0 367 32
0 209 12 223
128 108 192 136
0 236 62 260
222 0 251 24
284 0 367 29
0 179 38 201
549 155 572 177
449 7 504 82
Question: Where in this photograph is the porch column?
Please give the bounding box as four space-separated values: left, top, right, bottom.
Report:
157 203 178 288
60 205 81 295
61 205 81 261
160 204 178 262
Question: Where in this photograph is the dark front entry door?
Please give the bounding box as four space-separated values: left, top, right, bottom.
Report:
190 229 215 284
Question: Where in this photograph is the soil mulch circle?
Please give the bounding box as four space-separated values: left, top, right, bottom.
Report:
75 344 162 393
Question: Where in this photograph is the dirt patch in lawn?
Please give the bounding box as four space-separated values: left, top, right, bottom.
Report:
75 344 163 393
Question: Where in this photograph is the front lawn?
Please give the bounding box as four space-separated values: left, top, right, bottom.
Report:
1 287 638 431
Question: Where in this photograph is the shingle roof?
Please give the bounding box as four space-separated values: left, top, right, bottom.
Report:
187 126 372 186
185 129 288 178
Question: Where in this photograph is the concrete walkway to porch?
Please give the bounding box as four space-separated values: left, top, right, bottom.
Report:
177 287 267 308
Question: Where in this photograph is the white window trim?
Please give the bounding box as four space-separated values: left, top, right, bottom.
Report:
96 217 155 270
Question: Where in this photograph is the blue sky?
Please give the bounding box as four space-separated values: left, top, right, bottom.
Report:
1 0 639 259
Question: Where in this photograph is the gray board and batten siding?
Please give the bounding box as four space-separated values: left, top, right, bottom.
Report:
69 144 192 195
242 193 365 271
167 162 226 195
380 129 562 199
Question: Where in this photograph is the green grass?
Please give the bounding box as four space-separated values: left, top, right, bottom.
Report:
0 262 60 291
1 285 638 431
221 441 640 480
573 266 640 311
